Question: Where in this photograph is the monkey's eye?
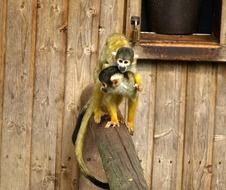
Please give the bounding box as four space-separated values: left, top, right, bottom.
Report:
102 83 107 88
117 59 123 64
123 60 130 65
112 79 119 86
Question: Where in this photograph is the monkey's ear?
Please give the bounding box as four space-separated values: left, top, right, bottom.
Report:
134 54 139 59
112 51 117 56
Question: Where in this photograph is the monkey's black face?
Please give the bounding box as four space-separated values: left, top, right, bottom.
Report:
117 65 127 73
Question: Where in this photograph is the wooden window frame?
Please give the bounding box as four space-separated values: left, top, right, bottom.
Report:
125 0 226 62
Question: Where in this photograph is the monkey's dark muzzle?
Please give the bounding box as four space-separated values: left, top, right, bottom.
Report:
118 66 127 73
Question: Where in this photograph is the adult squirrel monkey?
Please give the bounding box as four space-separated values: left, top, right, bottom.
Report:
73 33 141 189
96 37 142 129
98 48 142 134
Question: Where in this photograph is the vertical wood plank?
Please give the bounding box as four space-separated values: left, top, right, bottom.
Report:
125 0 141 40
55 1 68 190
183 63 217 190
0 0 36 189
30 0 67 189
132 61 156 189
60 0 102 189
151 62 187 190
0 0 7 186
220 0 226 45
212 64 226 189
98 0 125 51
175 64 187 190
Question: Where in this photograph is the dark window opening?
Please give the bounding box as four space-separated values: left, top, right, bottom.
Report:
141 0 221 35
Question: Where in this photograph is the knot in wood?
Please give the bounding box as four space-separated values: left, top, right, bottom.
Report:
84 45 95 55
86 7 96 17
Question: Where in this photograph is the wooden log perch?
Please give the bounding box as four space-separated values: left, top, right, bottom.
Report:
80 85 148 190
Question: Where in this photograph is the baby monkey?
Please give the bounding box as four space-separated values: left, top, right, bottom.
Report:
99 65 137 99
98 46 141 135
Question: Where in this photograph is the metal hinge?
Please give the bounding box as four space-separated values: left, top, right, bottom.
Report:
130 16 140 45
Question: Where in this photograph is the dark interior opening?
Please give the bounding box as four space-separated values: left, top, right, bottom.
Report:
141 0 221 35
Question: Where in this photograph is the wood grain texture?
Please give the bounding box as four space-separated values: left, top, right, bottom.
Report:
183 63 217 190
93 118 148 190
0 0 7 186
55 1 68 190
212 64 226 189
125 0 141 40
30 0 66 189
1 1 226 190
0 0 36 189
98 0 125 51
151 62 187 190
132 61 156 188
220 0 226 45
58 0 78 189
135 44 226 62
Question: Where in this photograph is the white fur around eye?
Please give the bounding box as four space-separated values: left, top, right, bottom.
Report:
123 60 131 65
117 58 123 64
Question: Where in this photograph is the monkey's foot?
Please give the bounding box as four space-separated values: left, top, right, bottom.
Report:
105 120 120 128
94 110 106 124
127 122 134 135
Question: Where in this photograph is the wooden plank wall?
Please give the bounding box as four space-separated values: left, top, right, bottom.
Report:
0 1 226 190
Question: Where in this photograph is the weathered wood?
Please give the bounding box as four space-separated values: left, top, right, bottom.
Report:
212 64 226 189
93 119 148 190
140 33 219 45
134 32 226 62
55 0 69 190
183 63 217 190
175 64 188 190
98 0 125 51
0 0 7 186
220 0 226 45
125 0 141 40
152 62 187 190
131 62 156 188
30 1 66 189
0 0 36 189
135 44 226 62
59 0 80 189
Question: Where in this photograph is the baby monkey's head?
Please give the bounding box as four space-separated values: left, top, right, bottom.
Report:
98 66 124 93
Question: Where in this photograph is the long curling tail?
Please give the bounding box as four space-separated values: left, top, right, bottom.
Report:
75 102 110 189
72 106 87 145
